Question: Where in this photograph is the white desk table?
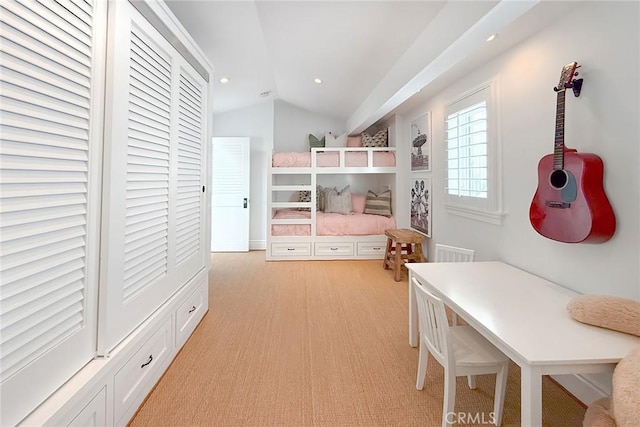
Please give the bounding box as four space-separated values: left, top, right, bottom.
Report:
406 261 638 427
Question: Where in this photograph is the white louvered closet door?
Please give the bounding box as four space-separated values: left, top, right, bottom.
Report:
0 0 106 425
100 1 207 353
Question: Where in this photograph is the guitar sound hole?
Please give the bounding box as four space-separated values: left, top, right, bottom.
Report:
549 170 568 189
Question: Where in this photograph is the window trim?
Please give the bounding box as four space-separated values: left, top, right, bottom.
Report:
443 78 505 225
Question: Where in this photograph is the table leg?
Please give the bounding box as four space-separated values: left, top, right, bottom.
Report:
408 270 419 347
521 365 542 427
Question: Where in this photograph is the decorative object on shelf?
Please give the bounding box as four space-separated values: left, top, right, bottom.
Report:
410 174 431 237
410 112 431 171
529 61 616 243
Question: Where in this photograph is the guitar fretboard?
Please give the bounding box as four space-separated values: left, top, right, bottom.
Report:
553 90 566 170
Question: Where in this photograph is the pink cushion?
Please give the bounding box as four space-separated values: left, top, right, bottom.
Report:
347 135 362 147
613 345 640 427
567 295 640 337
351 193 367 214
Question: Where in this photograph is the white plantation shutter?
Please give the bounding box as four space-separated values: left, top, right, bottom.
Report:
123 26 171 303
100 2 206 353
176 68 203 265
0 0 104 425
443 82 503 223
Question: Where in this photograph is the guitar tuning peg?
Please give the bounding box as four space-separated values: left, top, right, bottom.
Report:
574 72 579 76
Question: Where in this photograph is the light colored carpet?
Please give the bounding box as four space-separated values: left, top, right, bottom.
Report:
129 251 585 426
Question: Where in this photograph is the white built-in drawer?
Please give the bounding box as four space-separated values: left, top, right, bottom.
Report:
114 317 172 424
175 282 207 349
271 242 311 256
315 242 354 256
357 241 387 257
67 387 107 427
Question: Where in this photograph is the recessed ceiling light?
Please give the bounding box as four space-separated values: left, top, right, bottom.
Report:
313 78 322 84
486 34 498 42
219 77 230 84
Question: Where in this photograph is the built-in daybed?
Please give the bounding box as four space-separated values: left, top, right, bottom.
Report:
267 146 397 260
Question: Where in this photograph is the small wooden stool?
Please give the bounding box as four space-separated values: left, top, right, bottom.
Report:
383 229 426 281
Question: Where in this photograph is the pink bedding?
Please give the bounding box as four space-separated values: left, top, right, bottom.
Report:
272 151 396 168
271 209 396 236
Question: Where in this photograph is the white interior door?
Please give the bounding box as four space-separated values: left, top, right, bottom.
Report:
211 137 250 252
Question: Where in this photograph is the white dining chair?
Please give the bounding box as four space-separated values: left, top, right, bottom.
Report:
434 244 475 326
413 278 509 427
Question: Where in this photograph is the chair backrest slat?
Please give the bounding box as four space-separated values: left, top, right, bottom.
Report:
412 278 453 368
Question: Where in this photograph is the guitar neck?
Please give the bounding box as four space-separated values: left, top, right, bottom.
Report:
553 90 566 170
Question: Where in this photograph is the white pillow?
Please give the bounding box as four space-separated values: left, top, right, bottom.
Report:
325 132 348 148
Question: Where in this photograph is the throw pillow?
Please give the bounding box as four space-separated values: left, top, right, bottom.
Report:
297 190 311 211
298 190 311 203
317 185 336 212
566 295 640 337
325 132 348 148
309 133 325 151
347 134 363 147
362 129 388 147
351 193 367 214
325 185 352 215
364 189 392 217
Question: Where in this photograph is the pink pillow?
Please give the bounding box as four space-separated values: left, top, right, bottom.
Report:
351 193 367 214
347 135 362 147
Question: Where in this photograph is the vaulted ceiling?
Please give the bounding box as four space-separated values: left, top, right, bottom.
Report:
165 1 572 132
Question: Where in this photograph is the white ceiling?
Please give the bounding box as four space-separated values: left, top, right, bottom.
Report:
166 1 573 131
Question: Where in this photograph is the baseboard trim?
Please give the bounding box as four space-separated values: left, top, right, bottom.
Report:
551 373 611 405
249 240 266 250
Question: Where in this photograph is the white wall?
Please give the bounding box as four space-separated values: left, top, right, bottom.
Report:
212 101 274 249
274 99 346 151
400 1 639 300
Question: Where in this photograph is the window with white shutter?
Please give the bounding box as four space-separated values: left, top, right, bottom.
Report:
0 0 105 425
444 81 504 224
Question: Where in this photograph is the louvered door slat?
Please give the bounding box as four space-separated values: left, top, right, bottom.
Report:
119 23 172 304
2 1 91 69
175 69 203 265
0 0 100 422
0 50 89 101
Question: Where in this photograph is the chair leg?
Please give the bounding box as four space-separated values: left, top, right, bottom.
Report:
467 375 477 389
416 341 429 390
492 363 509 426
442 367 456 427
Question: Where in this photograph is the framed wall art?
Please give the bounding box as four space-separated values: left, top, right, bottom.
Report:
410 111 431 171
410 174 432 237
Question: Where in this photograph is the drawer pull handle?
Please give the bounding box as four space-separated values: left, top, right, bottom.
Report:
188 305 196 314
141 355 153 368
372 247 381 250
287 248 295 251
330 247 338 251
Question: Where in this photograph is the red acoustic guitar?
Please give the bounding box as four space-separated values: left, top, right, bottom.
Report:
529 62 616 243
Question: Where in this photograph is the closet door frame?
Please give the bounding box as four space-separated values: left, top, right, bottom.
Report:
98 0 208 355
